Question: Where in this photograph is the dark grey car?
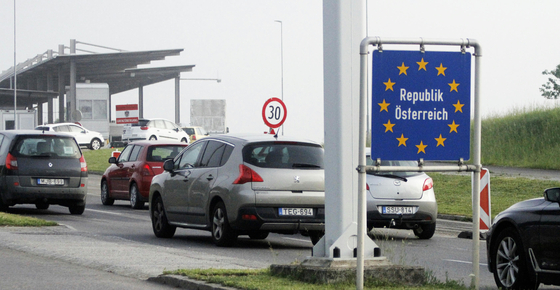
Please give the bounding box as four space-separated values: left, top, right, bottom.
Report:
149 134 325 247
0 130 88 214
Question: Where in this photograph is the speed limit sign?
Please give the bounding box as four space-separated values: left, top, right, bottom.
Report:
262 97 287 129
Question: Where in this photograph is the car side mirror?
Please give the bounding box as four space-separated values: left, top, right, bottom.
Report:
544 187 560 203
163 159 175 172
108 156 117 164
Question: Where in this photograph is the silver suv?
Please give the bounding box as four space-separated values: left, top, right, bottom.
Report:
149 134 325 246
122 118 190 144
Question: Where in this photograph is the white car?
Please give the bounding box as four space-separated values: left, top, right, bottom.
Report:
35 123 105 150
122 118 190 144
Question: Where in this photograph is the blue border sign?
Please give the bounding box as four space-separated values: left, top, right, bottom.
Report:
371 50 471 161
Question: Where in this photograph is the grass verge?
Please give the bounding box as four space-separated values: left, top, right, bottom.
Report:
0 212 57 226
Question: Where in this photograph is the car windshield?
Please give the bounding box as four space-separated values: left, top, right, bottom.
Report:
365 157 420 178
243 142 323 169
12 136 81 158
147 145 186 161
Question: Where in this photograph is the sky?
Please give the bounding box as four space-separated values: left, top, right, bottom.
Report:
2 0 560 144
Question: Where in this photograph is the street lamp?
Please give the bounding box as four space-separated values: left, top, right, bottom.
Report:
274 20 284 135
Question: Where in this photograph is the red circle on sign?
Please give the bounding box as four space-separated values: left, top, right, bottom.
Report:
262 97 287 129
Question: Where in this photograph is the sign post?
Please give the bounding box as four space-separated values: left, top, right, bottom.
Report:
262 97 287 133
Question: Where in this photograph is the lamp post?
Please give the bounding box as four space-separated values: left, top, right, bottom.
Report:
274 20 284 135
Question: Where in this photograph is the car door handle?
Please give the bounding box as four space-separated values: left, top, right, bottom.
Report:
207 175 214 181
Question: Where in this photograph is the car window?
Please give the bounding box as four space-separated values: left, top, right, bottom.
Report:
118 144 135 162
153 120 165 129
147 145 185 161
68 125 83 133
242 142 323 169
200 140 231 167
133 120 149 127
184 128 195 135
54 125 69 132
164 121 177 130
365 158 420 177
176 141 205 169
129 145 142 162
11 136 81 158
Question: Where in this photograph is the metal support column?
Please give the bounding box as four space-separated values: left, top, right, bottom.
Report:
138 85 144 119
175 76 180 124
58 44 65 122
69 39 77 122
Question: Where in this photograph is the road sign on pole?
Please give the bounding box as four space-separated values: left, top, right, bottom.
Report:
262 97 287 129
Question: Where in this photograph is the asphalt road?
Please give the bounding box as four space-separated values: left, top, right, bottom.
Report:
1 172 559 289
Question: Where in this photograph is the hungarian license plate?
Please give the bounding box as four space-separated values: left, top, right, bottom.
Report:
278 208 313 216
37 178 64 186
381 206 415 214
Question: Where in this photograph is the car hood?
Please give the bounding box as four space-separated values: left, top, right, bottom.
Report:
504 197 546 212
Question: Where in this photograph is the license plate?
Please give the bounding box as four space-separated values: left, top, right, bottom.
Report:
278 208 313 216
37 178 64 186
381 206 415 214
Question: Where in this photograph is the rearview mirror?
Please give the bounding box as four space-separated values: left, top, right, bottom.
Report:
544 187 560 203
108 156 117 164
163 159 174 172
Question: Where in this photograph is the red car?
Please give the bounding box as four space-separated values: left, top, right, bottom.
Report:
101 141 187 209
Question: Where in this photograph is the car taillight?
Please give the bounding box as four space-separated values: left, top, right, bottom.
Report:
140 126 149 130
192 136 196 140
5 153 17 170
142 164 155 176
366 183 370 191
233 164 263 184
80 155 88 172
422 178 433 191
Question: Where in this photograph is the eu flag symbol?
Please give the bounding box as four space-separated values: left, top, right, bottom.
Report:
371 50 471 161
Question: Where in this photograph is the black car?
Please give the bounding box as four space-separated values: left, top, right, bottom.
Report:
487 187 560 289
0 130 88 214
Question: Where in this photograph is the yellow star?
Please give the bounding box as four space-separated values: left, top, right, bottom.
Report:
436 63 447 76
383 78 396 91
383 120 395 133
397 62 409 75
378 99 390 112
453 100 465 113
396 134 408 147
435 134 446 147
448 79 460 92
417 58 428 71
416 141 427 154
448 120 459 133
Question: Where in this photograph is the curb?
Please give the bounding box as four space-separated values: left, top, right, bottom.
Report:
148 274 238 290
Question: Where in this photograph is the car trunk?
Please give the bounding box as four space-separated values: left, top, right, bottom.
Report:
15 156 84 188
367 173 426 200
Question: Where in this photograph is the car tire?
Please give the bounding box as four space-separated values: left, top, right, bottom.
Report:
248 231 269 240
35 203 50 210
211 201 238 247
0 200 7 212
308 230 324 245
129 183 144 209
180 137 188 143
69 204 85 215
90 138 102 150
490 227 538 290
100 180 114 206
151 195 176 238
413 223 436 239
149 135 157 141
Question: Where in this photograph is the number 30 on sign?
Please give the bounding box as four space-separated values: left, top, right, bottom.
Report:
262 97 287 129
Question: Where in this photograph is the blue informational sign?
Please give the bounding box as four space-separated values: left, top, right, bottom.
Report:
371 50 471 161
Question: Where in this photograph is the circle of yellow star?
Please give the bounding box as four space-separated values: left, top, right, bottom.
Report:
417 58 428 71
397 62 409 75
397 134 408 147
416 141 427 154
378 99 390 112
383 78 396 91
435 134 446 147
448 79 460 92
453 100 465 113
436 63 447 76
448 120 460 133
383 120 395 133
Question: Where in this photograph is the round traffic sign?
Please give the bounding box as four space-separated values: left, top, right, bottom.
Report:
262 97 287 129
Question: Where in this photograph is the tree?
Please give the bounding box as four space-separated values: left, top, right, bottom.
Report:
540 64 560 99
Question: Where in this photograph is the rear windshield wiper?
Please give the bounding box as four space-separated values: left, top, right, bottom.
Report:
368 173 408 182
292 163 321 169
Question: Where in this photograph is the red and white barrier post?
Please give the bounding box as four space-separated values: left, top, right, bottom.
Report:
478 168 491 231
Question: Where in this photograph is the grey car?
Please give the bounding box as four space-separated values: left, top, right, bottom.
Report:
0 130 88 214
365 148 437 239
149 134 325 246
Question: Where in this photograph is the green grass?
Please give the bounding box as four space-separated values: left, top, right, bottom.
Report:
83 147 123 174
0 212 57 226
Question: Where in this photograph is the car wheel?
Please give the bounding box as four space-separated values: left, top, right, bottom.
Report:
491 227 537 290
100 180 114 206
211 201 237 247
149 135 157 141
413 223 436 239
248 231 269 240
0 200 7 212
151 195 176 238
35 203 49 210
90 138 102 150
69 204 85 215
129 183 144 209
308 230 324 245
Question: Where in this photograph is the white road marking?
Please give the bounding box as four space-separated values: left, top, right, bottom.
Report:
443 259 488 267
282 237 312 243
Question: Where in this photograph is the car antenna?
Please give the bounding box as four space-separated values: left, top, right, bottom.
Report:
273 132 278 140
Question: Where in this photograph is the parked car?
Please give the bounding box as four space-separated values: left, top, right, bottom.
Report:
0 130 88 214
101 141 188 209
35 123 105 150
149 134 325 246
122 118 190 144
486 187 560 290
365 148 437 239
182 126 209 143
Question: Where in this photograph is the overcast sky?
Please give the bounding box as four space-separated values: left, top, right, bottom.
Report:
2 1 560 143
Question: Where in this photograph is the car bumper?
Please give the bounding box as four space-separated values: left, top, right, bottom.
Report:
2 177 88 206
231 206 325 233
367 198 437 229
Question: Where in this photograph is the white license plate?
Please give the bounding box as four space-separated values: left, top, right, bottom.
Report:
278 208 313 216
381 206 415 214
37 178 64 185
